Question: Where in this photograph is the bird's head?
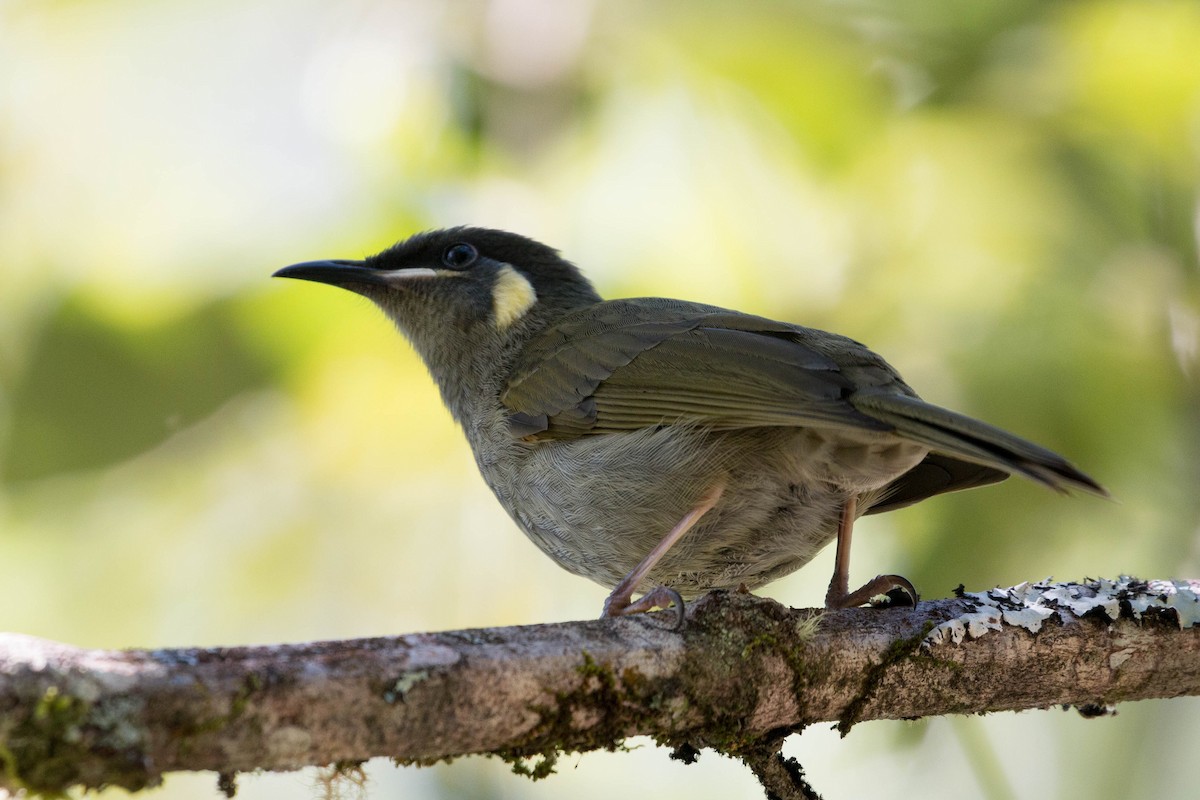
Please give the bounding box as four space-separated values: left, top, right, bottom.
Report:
273 227 602 417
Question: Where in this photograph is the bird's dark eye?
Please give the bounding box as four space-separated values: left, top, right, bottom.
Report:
442 243 478 269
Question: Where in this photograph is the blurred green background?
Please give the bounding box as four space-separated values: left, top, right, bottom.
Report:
2 0 1198 798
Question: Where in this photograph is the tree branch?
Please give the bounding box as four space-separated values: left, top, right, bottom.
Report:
1 578 1197 798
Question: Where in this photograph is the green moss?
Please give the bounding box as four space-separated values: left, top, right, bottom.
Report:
0 684 154 796
505 751 560 781
835 620 935 737
178 671 265 756
665 594 825 757
382 670 431 704
495 651 638 780
494 593 832 784
1 685 89 795
229 673 262 718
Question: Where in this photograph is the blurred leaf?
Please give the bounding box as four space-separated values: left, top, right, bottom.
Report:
1 294 277 484
664 3 889 169
1056 0 1200 164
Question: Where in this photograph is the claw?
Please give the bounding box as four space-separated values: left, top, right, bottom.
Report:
829 573 920 609
869 576 919 607
603 585 686 629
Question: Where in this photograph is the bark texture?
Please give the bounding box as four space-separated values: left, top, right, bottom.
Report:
0 578 1197 797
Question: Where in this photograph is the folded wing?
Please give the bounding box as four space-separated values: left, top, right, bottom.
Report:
502 298 1105 504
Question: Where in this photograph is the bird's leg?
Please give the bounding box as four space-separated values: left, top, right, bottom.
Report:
824 495 919 609
602 482 725 626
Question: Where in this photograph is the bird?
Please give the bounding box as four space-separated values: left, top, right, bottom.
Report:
274 227 1105 623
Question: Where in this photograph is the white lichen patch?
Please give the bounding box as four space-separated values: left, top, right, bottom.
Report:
1039 582 1121 620
383 669 431 704
1127 579 1200 628
89 696 148 749
925 610 1003 645
1000 605 1056 631
924 576 1200 648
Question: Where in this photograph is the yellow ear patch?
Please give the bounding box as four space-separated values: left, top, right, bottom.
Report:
493 264 537 328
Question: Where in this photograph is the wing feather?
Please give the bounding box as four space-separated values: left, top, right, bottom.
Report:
501 297 1105 503
502 299 907 439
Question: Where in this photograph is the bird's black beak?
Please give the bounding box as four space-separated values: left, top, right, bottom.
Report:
273 259 386 287
273 260 439 287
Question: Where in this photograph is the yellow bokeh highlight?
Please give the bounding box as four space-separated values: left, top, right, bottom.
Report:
1058 1 1200 162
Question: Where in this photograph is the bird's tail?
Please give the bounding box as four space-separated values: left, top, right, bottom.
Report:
851 390 1107 496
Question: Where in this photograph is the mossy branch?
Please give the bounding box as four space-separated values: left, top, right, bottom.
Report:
0 578 1197 799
